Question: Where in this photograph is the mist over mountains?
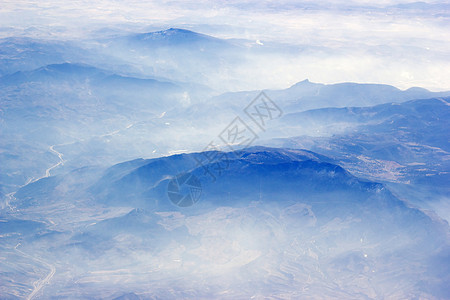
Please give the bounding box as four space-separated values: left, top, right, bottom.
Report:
1 51 448 196
4 147 450 299
1 16 450 300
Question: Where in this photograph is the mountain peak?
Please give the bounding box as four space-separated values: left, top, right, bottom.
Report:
296 78 311 85
135 28 210 43
289 79 319 89
126 28 235 50
165 28 195 34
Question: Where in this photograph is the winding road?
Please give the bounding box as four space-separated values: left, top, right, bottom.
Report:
3 146 63 211
45 146 64 177
6 146 63 298
6 121 144 298
15 243 56 300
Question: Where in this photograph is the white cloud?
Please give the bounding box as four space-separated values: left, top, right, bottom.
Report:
0 0 449 90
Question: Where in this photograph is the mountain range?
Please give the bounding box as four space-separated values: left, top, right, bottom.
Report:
1 146 448 298
1 27 449 299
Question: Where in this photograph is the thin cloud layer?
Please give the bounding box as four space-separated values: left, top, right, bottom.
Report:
0 0 449 90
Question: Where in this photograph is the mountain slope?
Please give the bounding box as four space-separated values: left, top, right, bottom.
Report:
267 97 450 222
0 62 197 192
5 146 450 299
211 79 450 113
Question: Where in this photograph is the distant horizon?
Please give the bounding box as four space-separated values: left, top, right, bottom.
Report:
1 0 449 91
2 58 449 93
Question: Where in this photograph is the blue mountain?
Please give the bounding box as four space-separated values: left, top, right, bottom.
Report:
130 28 234 48
7 146 449 298
212 79 450 113
276 97 450 172
0 62 207 191
0 37 84 76
268 97 450 222
0 62 177 88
